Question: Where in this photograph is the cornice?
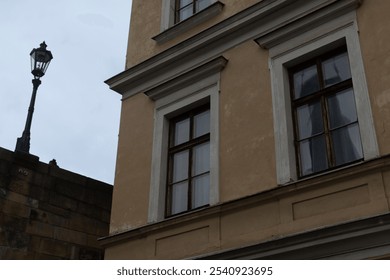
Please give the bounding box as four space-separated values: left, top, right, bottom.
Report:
105 0 362 100
99 153 390 248
145 56 228 100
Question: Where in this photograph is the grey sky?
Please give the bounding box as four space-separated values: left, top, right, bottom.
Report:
0 0 133 184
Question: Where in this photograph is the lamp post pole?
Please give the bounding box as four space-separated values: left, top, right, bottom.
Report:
15 78 41 153
15 41 53 154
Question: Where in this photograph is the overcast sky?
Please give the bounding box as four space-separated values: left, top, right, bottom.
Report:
0 0 133 184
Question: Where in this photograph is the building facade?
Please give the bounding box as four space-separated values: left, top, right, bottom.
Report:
101 0 390 259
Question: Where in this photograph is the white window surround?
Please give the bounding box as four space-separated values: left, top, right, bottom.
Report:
268 11 379 185
148 74 220 223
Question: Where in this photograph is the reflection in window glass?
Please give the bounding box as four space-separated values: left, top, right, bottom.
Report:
331 123 363 166
322 52 351 87
192 142 210 175
194 109 210 138
178 4 193 21
197 0 212 11
297 101 323 140
327 89 357 129
174 118 190 145
173 150 189 182
192 173 209 208
299 135 328 176
293 64 320 99
171 182 188 215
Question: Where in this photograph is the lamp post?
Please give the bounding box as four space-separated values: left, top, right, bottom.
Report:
15 41 53 154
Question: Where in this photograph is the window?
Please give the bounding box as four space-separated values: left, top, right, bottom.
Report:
147 64 223 223
289 48 363 177
267 12 379 185
175 0 213 23
166 105 210 216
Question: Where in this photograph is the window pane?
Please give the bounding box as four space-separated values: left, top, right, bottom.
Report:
171 181 188 215
172 150 189 182
322 52 351 87
327 88 357 129
174 118 190 145
192 173 209 208
179 4 193 21
297 100 323 139
331 123 363 166
293 64 320 99
179 0 192 8
196 0 212 12
194 109 210 138
192 142 210 175
299 135 328 176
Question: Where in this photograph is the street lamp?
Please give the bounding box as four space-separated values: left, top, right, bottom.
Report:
15 41 53 154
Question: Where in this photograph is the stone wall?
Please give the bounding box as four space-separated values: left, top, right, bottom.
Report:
0 147 112 259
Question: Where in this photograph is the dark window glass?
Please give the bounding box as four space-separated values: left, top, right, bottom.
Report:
176 0 213 23
290 48 363 177
322 52 352 87
299 135 328 176
167 106 210 216
293 64 320 99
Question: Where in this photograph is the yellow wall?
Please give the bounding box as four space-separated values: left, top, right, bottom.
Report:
219 41 276 202
109 94 154 233
357 0 390 156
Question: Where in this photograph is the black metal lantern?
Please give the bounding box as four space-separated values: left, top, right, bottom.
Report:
30 41 53 79
15 42 53 154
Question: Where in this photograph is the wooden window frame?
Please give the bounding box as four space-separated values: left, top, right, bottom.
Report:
289 47 363 177
166 104 210 217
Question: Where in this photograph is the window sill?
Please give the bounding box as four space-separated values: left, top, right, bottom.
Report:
152 1 225 45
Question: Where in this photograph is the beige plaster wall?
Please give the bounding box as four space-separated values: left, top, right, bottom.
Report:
109 94 154 234
357 1 390 156
219 41 276 202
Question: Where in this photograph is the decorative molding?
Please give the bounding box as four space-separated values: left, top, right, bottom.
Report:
198 213 390 259
153 1 225 45
255 0 362 49
105 0 362 100
99 154 390 248
145 56 227 101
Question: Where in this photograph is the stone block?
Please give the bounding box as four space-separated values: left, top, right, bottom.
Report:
7 180 29 196
48 192 78 212
1 198 31 218
3 230 30 249
29 209 69 228
0 213 27 232
68 213 97 235
86 234 101 249
77 247 103 260
53 227 87 245
38 202 71 218
38 238 70 259
77 202 103 220
4 190 39 208
26 221 54 238
53 181 86 201
29 184 48 201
